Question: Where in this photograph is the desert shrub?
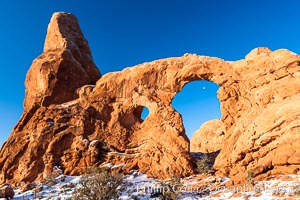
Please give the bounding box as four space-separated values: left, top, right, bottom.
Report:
43 172 57 186
196 155 211 175
246 170 255 185
72 166 123 200
288 184 300 196
43 166 63 186
294 185 300 195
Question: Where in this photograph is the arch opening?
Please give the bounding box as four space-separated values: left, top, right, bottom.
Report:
121 105 150 129
172 80 221 139
141 107 150 120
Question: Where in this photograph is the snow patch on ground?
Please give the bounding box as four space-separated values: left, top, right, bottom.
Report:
14 175 80 200
56 100 78 108
12 171 300 200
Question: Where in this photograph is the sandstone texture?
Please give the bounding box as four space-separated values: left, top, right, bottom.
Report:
214 48 300 184
0 12 196 183
190 119 225 153
24 12 101 112
0 12 299 185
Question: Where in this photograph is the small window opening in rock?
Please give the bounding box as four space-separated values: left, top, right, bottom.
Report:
172 80 221 139
141 107 150 120
47 118 54 126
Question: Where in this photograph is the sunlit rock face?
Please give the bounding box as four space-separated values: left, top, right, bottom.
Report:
24 12 101 112
190 119 225 153
0 12 299 185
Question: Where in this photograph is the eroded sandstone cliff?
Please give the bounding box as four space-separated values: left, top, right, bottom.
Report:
191 48 300 184
0 12 299 185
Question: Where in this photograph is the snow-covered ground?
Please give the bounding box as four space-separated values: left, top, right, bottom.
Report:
13 175 80 200
12 172 300 200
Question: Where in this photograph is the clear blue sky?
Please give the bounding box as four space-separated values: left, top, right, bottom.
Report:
0 0 300 146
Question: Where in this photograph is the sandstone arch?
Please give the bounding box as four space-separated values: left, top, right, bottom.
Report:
0 12 299 185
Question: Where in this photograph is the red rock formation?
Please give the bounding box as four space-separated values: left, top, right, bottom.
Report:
24 12 101 112
191 48 300 184
0 12 198 183
214 48 300 184
190 119 225 153
0 12 299 185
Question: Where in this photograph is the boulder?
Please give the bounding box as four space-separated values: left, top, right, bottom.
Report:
190 119 225 153
0 184 14 199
